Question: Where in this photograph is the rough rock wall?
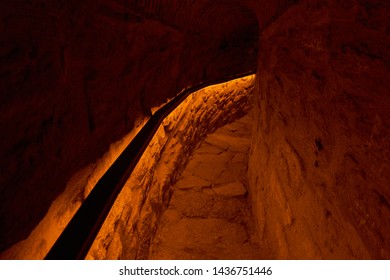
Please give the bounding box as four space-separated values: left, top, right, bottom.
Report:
1 76 254 259
0 0 256 251
248 0 390 259
244 0 298 29
86 76 254 260
0 117 148 259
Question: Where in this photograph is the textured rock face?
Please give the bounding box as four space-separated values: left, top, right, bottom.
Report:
1 76 253 259
149 113 263 260
86 76 254 260
2 0 388 260
0 0 257 251
248 0 390 259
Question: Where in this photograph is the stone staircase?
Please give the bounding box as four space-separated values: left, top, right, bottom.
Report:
148 112 263 259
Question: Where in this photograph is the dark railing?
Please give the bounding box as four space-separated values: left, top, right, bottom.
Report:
45 70 256 260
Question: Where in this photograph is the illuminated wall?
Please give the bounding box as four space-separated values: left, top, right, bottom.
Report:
1 0 389 260
1 76 254 259
0 0 257 252
248 0 390 259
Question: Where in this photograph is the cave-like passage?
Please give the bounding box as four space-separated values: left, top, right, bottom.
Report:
43 73 254 260
148 111 264 259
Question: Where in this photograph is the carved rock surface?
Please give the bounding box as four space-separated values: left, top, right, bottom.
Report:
149 113 264 260
248 0 390 259
0 0 258 252
1 75 254 259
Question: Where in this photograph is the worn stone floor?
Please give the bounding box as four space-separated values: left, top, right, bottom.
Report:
148 112 263 259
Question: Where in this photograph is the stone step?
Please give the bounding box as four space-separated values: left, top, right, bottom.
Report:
148 112 262 260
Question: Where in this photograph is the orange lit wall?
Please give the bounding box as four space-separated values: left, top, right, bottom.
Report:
1 0 389 260
87 76 254 260
248 0 390 259
1 76 254 259
0 0 257 253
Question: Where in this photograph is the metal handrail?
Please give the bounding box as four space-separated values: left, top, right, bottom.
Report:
45 70 256 260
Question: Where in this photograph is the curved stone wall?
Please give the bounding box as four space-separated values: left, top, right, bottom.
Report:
248 0 390 259
1 75 254 259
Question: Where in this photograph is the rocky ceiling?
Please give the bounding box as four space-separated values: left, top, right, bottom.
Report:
110 0 297 36
122 0 257 35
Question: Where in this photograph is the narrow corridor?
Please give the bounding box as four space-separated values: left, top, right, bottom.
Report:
148 112 262 259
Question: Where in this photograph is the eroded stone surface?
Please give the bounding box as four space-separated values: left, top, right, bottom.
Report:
149 112 263 260
248 0 390 259
85 77 255 260
1 74 254 260
0 0 259 254
213 182 247 198
176 176 211 190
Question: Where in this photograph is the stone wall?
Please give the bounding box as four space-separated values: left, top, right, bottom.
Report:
248 0 390 259
1 75 254 259
87 76 254 260
0 0 257 251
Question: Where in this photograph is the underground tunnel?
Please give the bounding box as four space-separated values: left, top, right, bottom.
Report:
0 0 389 260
